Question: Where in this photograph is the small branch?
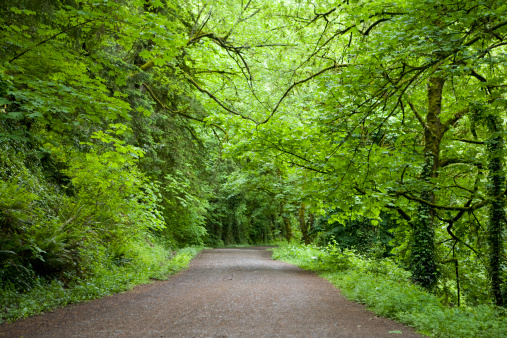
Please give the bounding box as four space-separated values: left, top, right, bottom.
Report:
309 7 337 24
190 4 207 37
258 63 349 125
399 165 409 184
451 138 485 145
435 194 484 263
143 83 228 139
194 8 213 40
287 161 329 174
470 69 488 83
182 72 259 124
385 204 412 221
234 43 296 50
9 19 96 63
362 18 391 36
139 60 155 72
399 191 491 211
443 108 469 131
405 98 429 131
439 158 483 169
465 20 507 47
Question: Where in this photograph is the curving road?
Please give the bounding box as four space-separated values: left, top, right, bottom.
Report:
0 247 422 337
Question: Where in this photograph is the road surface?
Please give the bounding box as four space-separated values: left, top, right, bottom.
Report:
0 247 422 337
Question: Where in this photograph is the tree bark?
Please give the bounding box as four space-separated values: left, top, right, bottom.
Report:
307 213 315 244
410 77 445 289
485 114 505 306
299 203 310 245
283 216 292 242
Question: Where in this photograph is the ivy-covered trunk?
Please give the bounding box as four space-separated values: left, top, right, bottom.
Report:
411 160 438 288
485 114 506 307
410 77 445 289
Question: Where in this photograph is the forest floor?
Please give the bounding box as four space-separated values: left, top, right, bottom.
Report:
0 247 423 337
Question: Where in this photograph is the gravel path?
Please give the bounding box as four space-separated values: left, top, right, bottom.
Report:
0 247 423 337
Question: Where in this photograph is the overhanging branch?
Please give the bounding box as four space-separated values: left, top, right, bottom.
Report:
399 191 491 211
182 72 259 124
258 63 350 125
143 83 228 139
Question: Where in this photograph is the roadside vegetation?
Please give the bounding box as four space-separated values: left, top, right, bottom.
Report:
273 243 507 338
1 244 201 324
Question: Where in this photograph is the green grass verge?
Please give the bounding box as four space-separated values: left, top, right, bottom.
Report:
0 245 203 324
271 244 507 338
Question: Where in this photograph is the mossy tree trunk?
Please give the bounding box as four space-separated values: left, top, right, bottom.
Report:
410 77 446 289
411 161 438 288
485 114 506 307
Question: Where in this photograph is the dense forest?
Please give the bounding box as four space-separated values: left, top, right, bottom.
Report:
1 0 506 328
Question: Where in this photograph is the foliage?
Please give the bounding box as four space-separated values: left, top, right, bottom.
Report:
314 211 396 257
191 0 507 304
0 243 203 324
0 0 214 322
1 0 507 326
273 244 507 337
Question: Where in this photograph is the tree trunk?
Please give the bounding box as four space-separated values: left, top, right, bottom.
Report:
270 213 276 240
486 114 505 307
411 161 438 288
233 218 240 244
283 216 292 242
307 213 315 244
410 77 445 289
221 216 231 245
299 203 309 245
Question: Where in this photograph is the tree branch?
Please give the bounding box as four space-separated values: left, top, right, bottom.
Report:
182 72 259 124
464 20 507 47
443 108 468 131
405 98 429 131
451 138 485 145
440 158 483 169
399 191 491 211
362 18 391 36
258 63 350 125
143 83 228 139
9 19 96 63
309 7 337 24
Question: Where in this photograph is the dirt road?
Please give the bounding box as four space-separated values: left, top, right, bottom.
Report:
0 247 422 337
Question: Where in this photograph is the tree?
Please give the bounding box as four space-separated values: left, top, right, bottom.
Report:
195 0 507 297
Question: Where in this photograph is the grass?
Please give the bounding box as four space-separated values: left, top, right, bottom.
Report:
0 244 203 324
271 243 507 338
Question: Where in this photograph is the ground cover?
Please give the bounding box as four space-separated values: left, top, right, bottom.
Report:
271 244 507 338
0 245 202 324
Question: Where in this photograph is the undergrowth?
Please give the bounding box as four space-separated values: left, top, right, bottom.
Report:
271 243 507 338
0 243 202 324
